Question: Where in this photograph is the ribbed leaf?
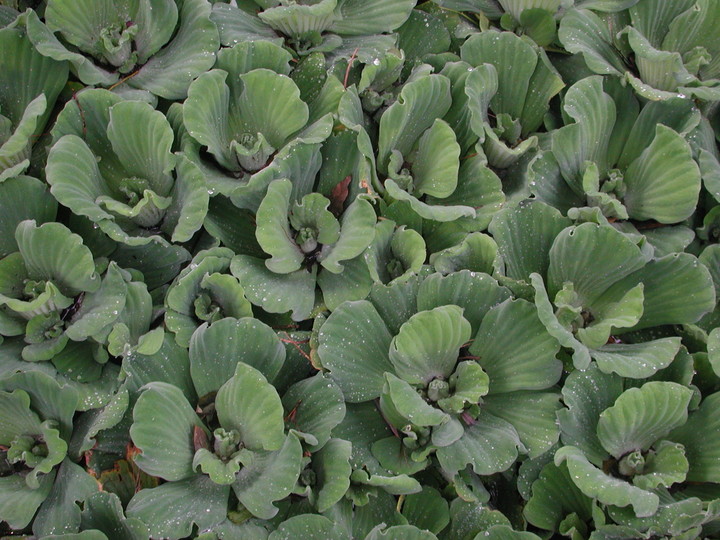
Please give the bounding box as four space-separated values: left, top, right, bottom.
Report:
623 125 701 223
597 382 692 458
483 391 562 458
230 256 316 321
126 475 229 540
412 119 460 198
256 179 304 274
524 461 593 532
282 374 345 451
319 196 377 274
318 300 393 402
106 101 175 196
489 201 571 284
461 31 537 121
232 432 303 519
591 338 682 378
669 392 720 482
471 299 561 393
555 446 659 518
127 0 219 99
389 306 472 385
436 411 522 475
401 486 450 535
531 273 592 370
548 223 646 305
606 253 715 330
331 0 415 35
269 515 337 540
313 438 352 512
130 382 204 482
557 363 623 465
189 317 284 397
215 362 285 452
558 9 626 76
15 220 99 296
378 74 452 174
236 69 309 149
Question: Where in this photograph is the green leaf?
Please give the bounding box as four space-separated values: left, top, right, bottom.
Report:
318 300 393 402
412 119 461 198
127 0 219 99
401 486 450 534
230 255 316 321
232 432 303 519
555 446 659 518
471 299 561 393
531 273 592 370
524 461 593 532
483 391 562 458
430 232 497 276
623 125 701 223
384 178 476 222
63 262 126 342
461 31 537 122
269 514 337 540
216 362 285 452
436 411 522 475
0 177 57 258
124 334 195 403
390 305 472 385
80 491 150 540
558 9 626 76
126 475 229 540
130 382 204 481
669 391 720 482
591 338 682 378
312 438 352 512
606 253 715 330
417 271 511 335
15 220 100 296
282 374 345 451
32 459 97 537
597 382 692 459
548 223 646 305
557 363 623 465
378 74 452 175
631 440 688 490
256 179 305 274
382 372 449 427
320 195 377 274
189 317 285 397
489 200 571 284
331 0 415 35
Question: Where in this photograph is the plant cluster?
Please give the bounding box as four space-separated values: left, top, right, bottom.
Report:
1 0 720 538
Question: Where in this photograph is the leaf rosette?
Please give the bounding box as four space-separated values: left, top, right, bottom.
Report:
552 366 694 518
46 91 209 247
491 204 715 373
558 1 720 101
0 221 129 371
0 370 79 530
183 61 309 177
317 271 563 478
210 0 415 57
164 247 253 347
458 30 564 169
529 76 703 225
0 25 68 180
127 317 348 537
19 0 219 99
231 178 377 320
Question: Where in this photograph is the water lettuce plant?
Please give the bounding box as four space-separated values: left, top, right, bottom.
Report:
3 0 720 537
